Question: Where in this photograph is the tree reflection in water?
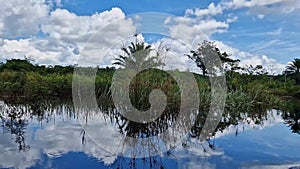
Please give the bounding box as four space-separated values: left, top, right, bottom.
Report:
283 102 300 134
0 103 30 152
0 98 299 168
0 100 74 152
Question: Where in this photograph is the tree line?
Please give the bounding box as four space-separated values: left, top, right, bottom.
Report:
0 40 299 111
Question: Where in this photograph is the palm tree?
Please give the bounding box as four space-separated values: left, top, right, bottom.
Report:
285 58 300 74
113 40 164 71
112 38 165 107
285 58 300 85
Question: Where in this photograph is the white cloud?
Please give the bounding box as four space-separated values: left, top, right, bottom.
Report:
47 0 63 7
34 122 118 164
214 41 286 74
41 7 136 66
241 55 286 74
0 115 118 169
0 6 137 66
226 14 238 23
222 0 283 9
0 133 41 169
165 2 241 49
164 6 286 75
161 10 287 75
151 37 199 73
215 110 283 138
185 2 223 18
222 0 300 16
0 0 49 38
0 0 293 73
149 36 286 75
167 0 245 48
166 18 229 48
42 8 130 45
184 0 300 21
0 38 78 65
257 14 265 19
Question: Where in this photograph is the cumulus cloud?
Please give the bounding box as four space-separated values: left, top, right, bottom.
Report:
149 37 286 74
185 2 223 18
0 38 75 65
0 0 292 73
214 41 286 74
0 5 136 66
160 0 290 75
0 0 49 38
0 115 118 169
164 2 241 49
0 133 40 169
40 7 136 66
165 17 229 48
162 2 286 75
242 55 286 74
151 37 199 73
42 8 130 45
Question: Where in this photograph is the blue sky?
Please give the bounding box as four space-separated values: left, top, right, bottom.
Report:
59 0 300 62
0 0 299 73
60 0 214 15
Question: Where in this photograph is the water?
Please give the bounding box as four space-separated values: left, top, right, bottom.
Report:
0 101 300 169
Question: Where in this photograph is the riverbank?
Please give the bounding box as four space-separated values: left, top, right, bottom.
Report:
0 59 299 112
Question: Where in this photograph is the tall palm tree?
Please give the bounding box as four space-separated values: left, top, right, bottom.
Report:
113 41 164 71
285 58 300 74
112 39 165 108
285 58 300 85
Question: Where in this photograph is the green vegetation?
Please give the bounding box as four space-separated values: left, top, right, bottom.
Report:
0 41 299 112
1 41 299 159
113 41 164 70
0 46 299 152
284 58 300 85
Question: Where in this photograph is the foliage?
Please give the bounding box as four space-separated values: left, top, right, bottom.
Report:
186 41 240 76
0 43 299 112
113 41 164 71
285 58 300 74
284 58 300 85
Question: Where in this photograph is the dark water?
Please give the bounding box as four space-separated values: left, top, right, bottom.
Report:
0 100 300 169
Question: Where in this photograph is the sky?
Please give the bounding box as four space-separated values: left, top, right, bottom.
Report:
0 0 299 74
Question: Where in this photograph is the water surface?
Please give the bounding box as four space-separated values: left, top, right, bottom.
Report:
0 101 300 169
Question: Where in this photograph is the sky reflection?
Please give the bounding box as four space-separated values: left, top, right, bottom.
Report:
0 103 300 169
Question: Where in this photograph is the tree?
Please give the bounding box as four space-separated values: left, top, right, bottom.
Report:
112 37 165 107
215 47 240 72
186 49 207 76
285 58 300 74
113 39 164 71
0 58 36 72
186 40 240 76
244 64 268 75
284 58 300 85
